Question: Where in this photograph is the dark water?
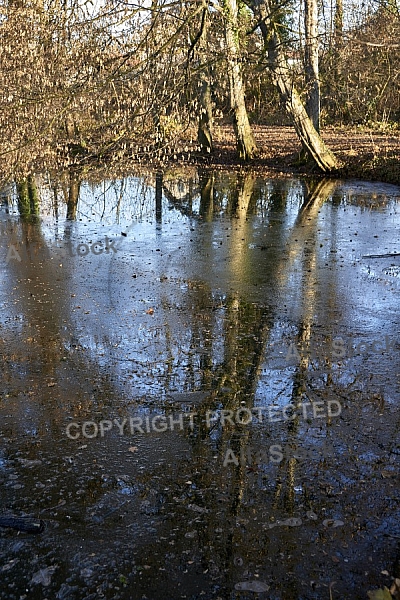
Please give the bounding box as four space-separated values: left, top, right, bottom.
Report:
0 171 399 599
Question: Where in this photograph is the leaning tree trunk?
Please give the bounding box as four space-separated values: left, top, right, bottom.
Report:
223 0 258 160
304 0 320 131
272 48 337 171
252 0 338 172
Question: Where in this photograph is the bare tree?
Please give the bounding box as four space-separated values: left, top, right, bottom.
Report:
223 0 258 160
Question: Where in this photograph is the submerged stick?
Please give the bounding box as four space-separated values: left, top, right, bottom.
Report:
362 253 400 259
0 516 45 534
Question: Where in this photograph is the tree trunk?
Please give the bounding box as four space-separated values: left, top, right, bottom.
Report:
334 0 343 47
252 0 338 172
304 0 320 131
274 59 337 171
150 0 163 149
66 171 80 220
198 71 214 152
223 0 258 160
196 10 214 153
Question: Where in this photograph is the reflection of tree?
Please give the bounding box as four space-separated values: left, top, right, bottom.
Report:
276 178 336 284
2 168 358 596
162 172 199 218
4 196 73 375
155 171 163 224
268 179 337 512
16 175 40 221
0 182 13 208
199 170 214 221
66 170 81 220
2 169 118 441
137 173 340 591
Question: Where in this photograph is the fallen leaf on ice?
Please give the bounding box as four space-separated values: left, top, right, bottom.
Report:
187 503 209 514
30 566 58 587
306 511 318 520
323 519 344 528
235 581 269 592
264 517 302 529
381 470 395 478
1 559 19 573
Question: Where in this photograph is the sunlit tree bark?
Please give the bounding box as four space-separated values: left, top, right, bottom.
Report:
223 0 258 160
17 175 39 220
251 0 339 171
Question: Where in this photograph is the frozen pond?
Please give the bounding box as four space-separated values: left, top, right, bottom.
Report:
0 170 399 599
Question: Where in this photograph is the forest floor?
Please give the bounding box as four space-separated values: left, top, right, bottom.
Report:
189 125 400 185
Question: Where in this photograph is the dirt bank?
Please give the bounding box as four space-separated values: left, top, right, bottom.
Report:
187 125 400 185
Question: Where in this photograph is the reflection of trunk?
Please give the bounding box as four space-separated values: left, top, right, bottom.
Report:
252 0 338 172
0 183 13 208
229 173 256 278
272 178 335 512
7 218 63 372
299 178 336 212
199 170 214 220
223 0 258 160
66 171 80 220
304 0 320 131
232 172 255 218
155 171 163 223
278 178 336 280
164 173 342 578
17 175 39 220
